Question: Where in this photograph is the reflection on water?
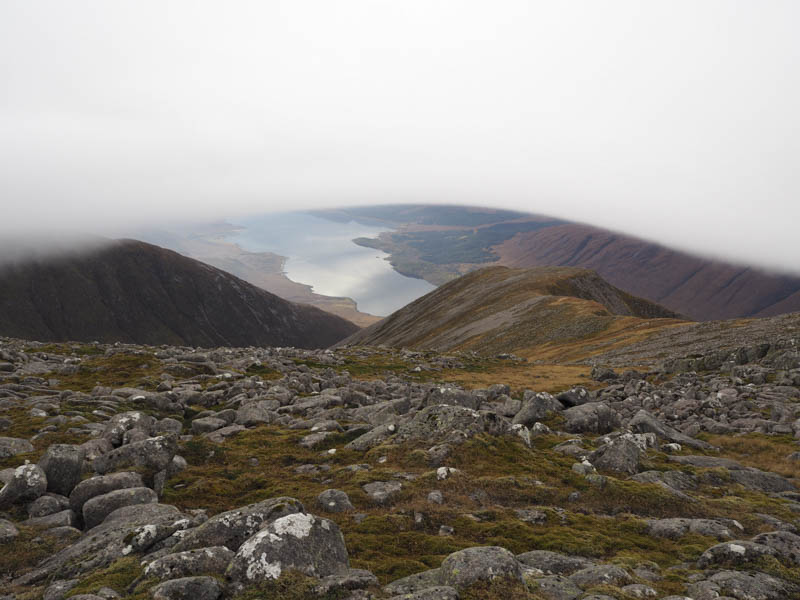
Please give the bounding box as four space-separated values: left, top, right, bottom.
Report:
227 212 435 316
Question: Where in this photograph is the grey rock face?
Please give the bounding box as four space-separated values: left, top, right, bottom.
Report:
14 503 185 585
173 496 305 552
151 576 223 600
529 575 583 600
28 493 69 518
569 564 630 587
314 568 379 595
26 509 78 529
383 568 442 596
42 579 79 600
38 444 85 496
750 530 800 565
388 588 459 600
362 481 402 505
425 386 480 410
629 409 713 450
562 403 620 434
513 391 562 426
317 489 355 513
190 417 227 434
588 438 642 475
82 486 158 529
438 546 523 588
0 463 47 509
0 436 35 458
0 517 19 543
697 540 777 568
144 546 235 580
68 471 144 513
516 550 595 575
647 518 735 540
93 434 178 474
687 569 799 600
397 404 487 444
227 512 349 583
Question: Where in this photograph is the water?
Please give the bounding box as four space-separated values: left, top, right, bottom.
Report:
227 212 435 316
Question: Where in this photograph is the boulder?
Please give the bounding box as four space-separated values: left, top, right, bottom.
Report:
397 405 487 444
38 444 85 496
101 412 156 447
151 577 223 600
69 472 144 513
750 530 800 565
516 550 595 575
513 392 562 426
190 417 227 434
647 518 735 541
144 546 235 580
562 403 620 434
388 588 458 600
93 434 178 475
0 518 19 543
630 410 713 450
82 487 158 529
697 540 777 568
588 438 642 475
569 564 630 587
687 570 799 600
0 463 47 509
227 512 349 583
362 481 402 505
173 496 304 552
0 437 34 458
425 386 480 410
317 489 355 513
438 546 523 589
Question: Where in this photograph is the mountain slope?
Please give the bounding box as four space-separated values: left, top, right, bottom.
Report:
339 266 683 355
0 239 359 348
495 224 800 321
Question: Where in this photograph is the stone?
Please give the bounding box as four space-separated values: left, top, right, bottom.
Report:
388 588 459 600
0 463 47 509
151 576 223 600
697 540 777 568
438 546 523 589
26 509 78 529
647 518 735 541
82 487 158 529
101 412 156 447
69 472 144 513
588 438 642 475
313 568 379 595
0 436 35 458
750 530 800 564
630 410 713 450
687 570 799 600
427 490 444 505
38 444 85 496
28 493 69 518
621 583 658 598
529 575 583 600
512 391 562 426
92 434 178 475
173 496 304 552
144 546 235 580
317 489 355 513
43 579 79 600
0 518 19 543
516 550 594 575
190 417 226 434
227 512 349 583
362 481 402 505
562 403 620 434
396 405 487 444
569 564 630 587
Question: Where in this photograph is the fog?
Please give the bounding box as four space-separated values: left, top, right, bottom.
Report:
1 1 798 272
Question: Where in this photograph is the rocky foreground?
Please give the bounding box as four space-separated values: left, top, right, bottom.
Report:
0 337 799 599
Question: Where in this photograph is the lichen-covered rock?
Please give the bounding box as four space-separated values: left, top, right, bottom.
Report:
0 463 47 509
750 530 800 565
226 512 349 583
687 569 799 600
425 386 480 410
92 434 178 474
697 540 777 568
438 546 523 589
173 496 304 552
529 575 583 600
38 444 85 496
0 436 34 458
313 568 379 595
190 417 226 434
317 489 355 513
69 472 144 513
647 518 736 541
28 493 70 518
569 564 630 587
388 587 459 600
82 486 158 529
26 509 78 529
397 405 487 444
151 576 223 600
144 546 235 580
512 391 562 426
101 412 156 447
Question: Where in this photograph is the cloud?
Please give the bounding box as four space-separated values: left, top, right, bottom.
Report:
1 1 798 273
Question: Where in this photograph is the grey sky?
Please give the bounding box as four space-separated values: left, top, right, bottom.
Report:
1 1 798 272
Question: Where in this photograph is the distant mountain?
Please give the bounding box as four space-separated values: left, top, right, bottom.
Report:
339 266 682 356
0 239 359 348
325 205 800 321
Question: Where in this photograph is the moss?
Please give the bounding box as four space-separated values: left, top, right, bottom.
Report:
65 557 146 598
46 352 162 392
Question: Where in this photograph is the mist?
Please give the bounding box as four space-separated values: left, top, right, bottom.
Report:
1 1 799 273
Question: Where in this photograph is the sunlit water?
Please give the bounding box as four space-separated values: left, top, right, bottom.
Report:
227 212 435 316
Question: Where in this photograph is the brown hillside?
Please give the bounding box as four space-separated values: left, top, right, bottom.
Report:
495 224 800 321
339 266 684 356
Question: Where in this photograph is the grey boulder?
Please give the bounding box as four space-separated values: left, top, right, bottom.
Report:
0 437 34 458
82 486 158 529
0 463 47 509
151 576 223 600
439 546 523 589
69 471 144 513
144 546 235 580
317 489 355 513
38 444 85 496
227 512 349 583
562 403 620 434
92 434 178 475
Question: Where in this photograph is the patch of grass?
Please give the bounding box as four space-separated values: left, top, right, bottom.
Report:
1 526 77 579
701 432 800 482
65 557 147 598
46 352 162 392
